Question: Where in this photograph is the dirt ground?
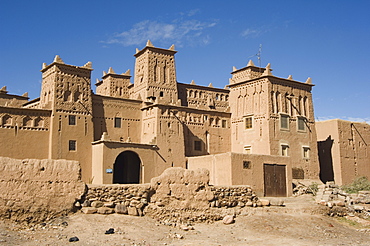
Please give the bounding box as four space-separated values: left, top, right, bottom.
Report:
1 195 370 246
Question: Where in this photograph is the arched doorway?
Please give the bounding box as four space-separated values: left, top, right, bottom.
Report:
113 151 141 184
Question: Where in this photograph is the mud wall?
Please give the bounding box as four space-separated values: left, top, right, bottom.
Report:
0 157 86 223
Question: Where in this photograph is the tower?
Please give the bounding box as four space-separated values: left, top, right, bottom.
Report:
133 40 179 105
40 55 94 181
229 61 319 179
95 67 132 99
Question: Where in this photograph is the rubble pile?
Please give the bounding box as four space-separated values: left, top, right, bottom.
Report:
315 182 370 218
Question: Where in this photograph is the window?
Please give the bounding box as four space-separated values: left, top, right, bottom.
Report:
159 91 164 97
194 140 202 151
297 117 306 131
281 144 289 156
245 116 253 129
243 161 251 169
280 114 289 130
69 140 76 151
303 147 310 159
114 117 121 128
69 115 76 125
244 145 251 154
222 120 227 128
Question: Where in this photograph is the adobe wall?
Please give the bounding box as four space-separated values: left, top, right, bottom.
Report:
0 157 86 223
316 119 370 185
83 168 260 223
0 107 51 160
92 94 142 142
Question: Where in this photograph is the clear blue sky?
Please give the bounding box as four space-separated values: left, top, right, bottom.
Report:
1 0 369 123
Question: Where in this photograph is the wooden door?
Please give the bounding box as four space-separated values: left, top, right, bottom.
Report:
264 164 287 197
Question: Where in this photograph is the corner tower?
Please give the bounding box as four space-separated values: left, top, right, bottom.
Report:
40 55 94 182
133 40 179 104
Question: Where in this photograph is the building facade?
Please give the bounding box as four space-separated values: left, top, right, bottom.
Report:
0 41 321 196
316 119 370 185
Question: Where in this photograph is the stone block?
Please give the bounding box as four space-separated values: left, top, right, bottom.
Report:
81 207 97 214
127 206 138 216
115 204 128 214
260 199 270 206
91 201 104 208
97 207 114 214
222 215 235 224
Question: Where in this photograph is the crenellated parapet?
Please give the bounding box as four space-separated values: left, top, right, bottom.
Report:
40 55 93 113
96 67 132 99
0 106 50 130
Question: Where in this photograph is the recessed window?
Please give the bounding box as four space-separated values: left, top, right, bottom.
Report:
69 140 76 151
245 116 253 129
114 117 121 128
69 115 76 125
159 91 164 97
280 114 289 130
243 161 251 169
222 120 227 128
281 144 289 156
194 140 202 151
297 117 306 131
244 145 251 154
303 147 310 159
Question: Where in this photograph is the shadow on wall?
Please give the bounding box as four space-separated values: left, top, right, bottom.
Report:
318 135 334 183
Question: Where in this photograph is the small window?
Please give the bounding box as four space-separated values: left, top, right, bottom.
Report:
303 147 310 159
114 117 121 128
243 161 251 169
245 116 253 129
244 145 251 154
194 140 202 151
69 140 76 151
222 120 227 128
281 144 289 156
159 91 164 97
69 115 76 125
280 114 289 130
297 117 306 131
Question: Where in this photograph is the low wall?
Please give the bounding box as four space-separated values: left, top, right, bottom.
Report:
0 157 86 223
82 168 261 220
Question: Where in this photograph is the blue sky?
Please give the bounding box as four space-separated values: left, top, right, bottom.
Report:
1 0 369 123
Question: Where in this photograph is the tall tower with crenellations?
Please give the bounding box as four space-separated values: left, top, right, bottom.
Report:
133 40 179 105
39 55 94 181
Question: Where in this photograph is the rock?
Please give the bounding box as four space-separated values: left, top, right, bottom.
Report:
156 201 165 207
105 228 114 234
245 201 253 207
260 199 270 206
97 207 114 214
91 201 104 208
115 204 128 214
180 225 190 231
74 201 81 207
104 202 115 208
69 236 79 242
270 199 284 206
81 207 97 214
127 206 138 216
222 215 235 224
81 200 91 207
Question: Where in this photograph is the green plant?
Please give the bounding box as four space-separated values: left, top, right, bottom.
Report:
308 182 318 196
341 176 370 194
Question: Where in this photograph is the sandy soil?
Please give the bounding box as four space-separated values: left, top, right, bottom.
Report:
1 195 370 246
